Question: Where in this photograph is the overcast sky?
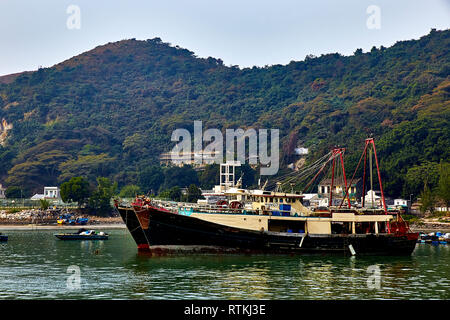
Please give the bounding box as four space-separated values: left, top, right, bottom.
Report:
0 0 449 76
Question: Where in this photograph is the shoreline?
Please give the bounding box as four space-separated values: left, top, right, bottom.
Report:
0 223 126 230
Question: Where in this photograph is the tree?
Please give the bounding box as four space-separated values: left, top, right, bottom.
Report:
419 183 435 215
184 184 204 203
403 161 440 198
119 184 141 198
159 186 182 201
198 164 220 189
5 186 23 199
58 154 116 183
138 166 164 194
39 199 51 210
436 161 450 210
160 165 199 191
60 177 91 207
88 177 118 216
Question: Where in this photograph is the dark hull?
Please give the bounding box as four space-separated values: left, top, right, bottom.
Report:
0 235 8 242
117 207 150 251
134 206 418 256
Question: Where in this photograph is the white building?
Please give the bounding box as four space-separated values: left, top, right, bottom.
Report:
394 199 410 208
31 186 61 201
362 190 381 208
294 147 309 155
44 187 60 199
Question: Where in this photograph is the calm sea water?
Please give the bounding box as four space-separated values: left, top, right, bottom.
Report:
0 228 449 300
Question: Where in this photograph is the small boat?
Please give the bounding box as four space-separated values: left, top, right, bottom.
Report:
0 233 8 242
54 228 109 240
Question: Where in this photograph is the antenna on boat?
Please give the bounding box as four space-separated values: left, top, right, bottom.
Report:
236 172 243 188
261 179 268 190
275 182 283 193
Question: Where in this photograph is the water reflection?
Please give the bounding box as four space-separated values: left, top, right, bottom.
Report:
0 230 449 299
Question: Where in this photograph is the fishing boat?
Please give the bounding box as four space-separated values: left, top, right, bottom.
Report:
0 233 7 242
115 205 150 251
116 138 418 256
54 228 109 240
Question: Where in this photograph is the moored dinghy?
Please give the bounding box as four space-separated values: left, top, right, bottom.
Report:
54 228 109 240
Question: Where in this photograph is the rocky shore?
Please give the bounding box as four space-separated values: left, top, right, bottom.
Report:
0 208 124 226
410 222 450 233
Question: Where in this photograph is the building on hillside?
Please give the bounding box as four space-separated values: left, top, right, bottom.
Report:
31 186 61 201
159 150 221 167
294 147 309 155
318 177 362 203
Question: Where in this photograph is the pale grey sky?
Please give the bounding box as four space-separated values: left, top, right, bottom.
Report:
0 0 449 76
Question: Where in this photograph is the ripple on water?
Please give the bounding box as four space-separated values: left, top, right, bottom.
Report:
0 230 449 299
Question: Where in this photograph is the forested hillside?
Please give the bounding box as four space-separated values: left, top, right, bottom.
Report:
0 29 448 199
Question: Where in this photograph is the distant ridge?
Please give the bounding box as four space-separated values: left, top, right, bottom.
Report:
0 29 448 197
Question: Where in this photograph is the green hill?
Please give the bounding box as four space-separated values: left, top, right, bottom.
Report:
0 29 449 198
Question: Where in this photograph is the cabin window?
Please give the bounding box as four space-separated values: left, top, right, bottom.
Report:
355 222 376 234
331 222 351 234
378 222 386 233
268 220 306 233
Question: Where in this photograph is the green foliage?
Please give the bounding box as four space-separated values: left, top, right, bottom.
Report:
119 184 141 198
159 186 182 201
5 186 23 199
60 176 91 207
160 166 199 191
0 30 448 199
198 164 220 189
58 153 116 183
437 161 450 207
419 183 435 214
183 184 204 203
88 177 118 216
403 161 440 198
39 199 51 210
138 166 164 194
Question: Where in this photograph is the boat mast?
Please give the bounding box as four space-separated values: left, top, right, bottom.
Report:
329 148 350 209
340 138 387 214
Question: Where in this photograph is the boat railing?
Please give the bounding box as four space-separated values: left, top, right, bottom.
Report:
149 198 306 217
